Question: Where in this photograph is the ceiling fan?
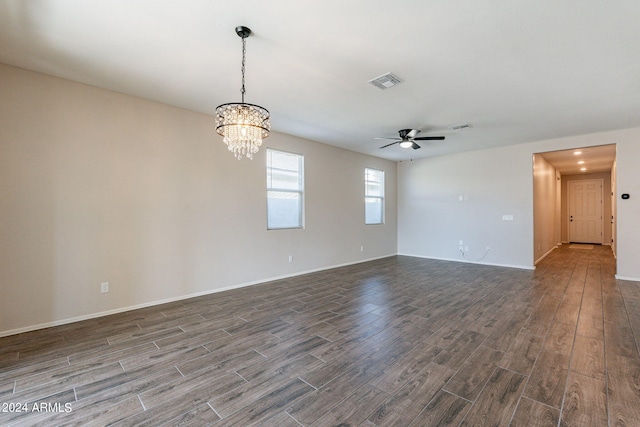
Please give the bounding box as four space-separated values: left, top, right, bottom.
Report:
375 128 445 150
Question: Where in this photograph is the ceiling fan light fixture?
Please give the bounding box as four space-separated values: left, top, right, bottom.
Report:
215 26 270 160
376 128 445 150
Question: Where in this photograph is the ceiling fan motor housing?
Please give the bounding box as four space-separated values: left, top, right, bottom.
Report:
398 129 412 138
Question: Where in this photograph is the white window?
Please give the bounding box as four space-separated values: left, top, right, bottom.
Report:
365 168 384 224
267 149 304 229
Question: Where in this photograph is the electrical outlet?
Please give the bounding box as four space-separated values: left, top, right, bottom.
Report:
464 246 469 252
459 240 463 246
288 255 293 263
100 282 109 293
360 246 364 252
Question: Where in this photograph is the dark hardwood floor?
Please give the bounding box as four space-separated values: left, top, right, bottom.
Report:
1 244 639 426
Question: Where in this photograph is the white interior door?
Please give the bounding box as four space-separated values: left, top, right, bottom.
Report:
568 179 603 244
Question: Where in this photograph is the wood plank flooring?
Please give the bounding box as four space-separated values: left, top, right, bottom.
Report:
1 244 639 426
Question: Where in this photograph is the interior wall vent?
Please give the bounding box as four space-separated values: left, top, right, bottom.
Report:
368 72 403 90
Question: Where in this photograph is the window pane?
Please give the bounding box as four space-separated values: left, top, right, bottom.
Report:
366 181 382 197
365 169 384 197
269 150 301 173
268 191 302 229
365 168 384 224
365 197 383 224
267 150 302 190
268 168 301 191
267 149 304 230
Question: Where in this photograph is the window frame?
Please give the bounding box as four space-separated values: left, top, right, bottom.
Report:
266 148 305 230
365 167 385 225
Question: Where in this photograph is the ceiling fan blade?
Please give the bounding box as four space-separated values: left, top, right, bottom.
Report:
379 141 400 149
406 129 421 138
411 142 421 150
413 136 445 141
373 137 401 140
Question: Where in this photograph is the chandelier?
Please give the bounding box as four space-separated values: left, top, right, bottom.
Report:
215 26 270 160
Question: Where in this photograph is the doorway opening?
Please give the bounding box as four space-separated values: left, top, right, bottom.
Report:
532 144 616 265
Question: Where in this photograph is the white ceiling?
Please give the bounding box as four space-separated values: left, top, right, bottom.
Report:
1 0 639 162
539 144 616 175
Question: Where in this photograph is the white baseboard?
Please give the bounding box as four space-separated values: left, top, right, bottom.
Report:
615 275 640 282
535 246 558 265
397 252 535 271
0 254 396 338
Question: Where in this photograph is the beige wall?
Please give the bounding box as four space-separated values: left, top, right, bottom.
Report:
398 127 640 279
614 137 640 280
398 143 535 269
0 63 397 335
3 61 640 335
533 154 560 263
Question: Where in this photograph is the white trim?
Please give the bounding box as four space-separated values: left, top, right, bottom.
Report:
0 254 395 338
615 275 640 282
535 245 558 265
397 252 535 270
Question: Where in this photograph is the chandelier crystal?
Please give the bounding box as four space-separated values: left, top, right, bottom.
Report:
215 26 270 160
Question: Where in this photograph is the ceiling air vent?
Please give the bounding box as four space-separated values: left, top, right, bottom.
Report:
449 123 472 130
368 72 403 90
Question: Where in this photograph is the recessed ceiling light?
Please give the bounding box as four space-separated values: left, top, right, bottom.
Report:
578 160 585 164
574 151 582 155
580 167 587 171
